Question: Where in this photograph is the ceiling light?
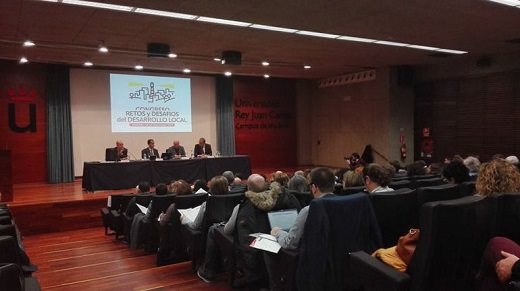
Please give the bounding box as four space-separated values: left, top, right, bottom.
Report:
23 40 35 47
264 74 270 79
486 0 520 7
373 40 410 47
183 68 191 73
337 36 376 43
406 44 440 51
84 61 93 66
250 24 298 33
224 71 232 76
196 16 251 27
213 58 221 62
168 53 177 58
134 65 143 70
19 57 28 64
304 65 311 69
262 61 269 66
134 8 197 20
98 45 108 53
62 0 133 11
295 30 340 39
436 48 468 54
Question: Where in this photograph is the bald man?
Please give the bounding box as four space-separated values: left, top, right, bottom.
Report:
166 140 186 158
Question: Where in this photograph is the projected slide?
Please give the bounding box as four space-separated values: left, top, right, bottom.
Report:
110 73 192 132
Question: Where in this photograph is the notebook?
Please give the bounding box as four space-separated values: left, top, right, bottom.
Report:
267 209 298 232
161 152 173 160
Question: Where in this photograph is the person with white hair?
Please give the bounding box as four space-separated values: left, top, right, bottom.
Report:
506 156 519 167
463 156 481 180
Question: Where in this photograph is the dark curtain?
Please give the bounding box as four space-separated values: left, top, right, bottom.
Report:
216 76 236 155
46 65 74 183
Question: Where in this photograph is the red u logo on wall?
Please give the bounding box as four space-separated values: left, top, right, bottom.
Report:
6 88 37 133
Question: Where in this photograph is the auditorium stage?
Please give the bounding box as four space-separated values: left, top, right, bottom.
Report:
8 166 309 236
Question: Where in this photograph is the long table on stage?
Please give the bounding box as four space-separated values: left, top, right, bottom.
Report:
82 155 252 192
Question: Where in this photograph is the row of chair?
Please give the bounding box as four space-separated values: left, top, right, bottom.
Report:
0 204 41 291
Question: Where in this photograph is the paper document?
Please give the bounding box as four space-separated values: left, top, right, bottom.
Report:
249 233 281 253
195 188 208 194
136 203 148 214
178 205 202 222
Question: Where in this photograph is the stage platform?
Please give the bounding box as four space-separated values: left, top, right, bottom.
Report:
8 166 310 235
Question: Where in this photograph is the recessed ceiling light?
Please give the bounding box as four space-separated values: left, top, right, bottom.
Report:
134 8 197 20
406 44 440 51
62 0 134 11
486 0 520 7
304 65 311 69
373 40 409 47
213 58 221 62
436 48 468 54
168 53 177 58
84 61 93 66
295 30 340 39
183 68 191 73
262 61 269 66
337 36 376 43
134 65 143 70
98 45 108 53
264 74 270 79
23 40 35 47
250 24 298 33
19 57 28 64
224 71 232 76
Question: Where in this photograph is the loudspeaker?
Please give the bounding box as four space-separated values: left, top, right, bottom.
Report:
221 51 242 65
397 65 414 87
147 43 170 58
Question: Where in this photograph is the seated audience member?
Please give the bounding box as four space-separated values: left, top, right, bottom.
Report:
464 156 481 179
442 160 470 184
159 180 193 226
194 137 212 157
223 171 245 193
478 237 520 291
294 170 304 177
166 140 186 157
271 167 336 250
389 160 406 175
288 174 310 193
192 179 209 193
106 140 128 161
233 174 301 286
271 171 290 187
345 152 365 170
475 158 520 197
141 139 159 159
130 183 168 250
342 170 364 189
406 160 427 177
363 163 394 193
426 162 443 175
506 155 520 170
125 181 151 218
180 176 229 229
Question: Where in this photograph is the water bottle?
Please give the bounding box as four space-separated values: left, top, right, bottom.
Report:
190 150 194 159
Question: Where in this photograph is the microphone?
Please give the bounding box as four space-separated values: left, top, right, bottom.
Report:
128 151 138 161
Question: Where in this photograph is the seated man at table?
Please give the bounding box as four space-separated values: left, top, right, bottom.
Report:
105 140 128 161
166 140 186 158
141 139 159 160
194 137 212 157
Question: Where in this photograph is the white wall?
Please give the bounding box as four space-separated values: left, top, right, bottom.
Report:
70 69 216 176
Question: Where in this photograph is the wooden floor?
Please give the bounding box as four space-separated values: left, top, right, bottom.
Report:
23 227 231 290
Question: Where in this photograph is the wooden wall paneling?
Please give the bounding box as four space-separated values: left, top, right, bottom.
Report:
0 150 13 201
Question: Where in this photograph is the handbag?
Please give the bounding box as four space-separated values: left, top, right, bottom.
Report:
395 228 420 265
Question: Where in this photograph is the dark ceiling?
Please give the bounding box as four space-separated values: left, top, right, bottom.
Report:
1 0 520 79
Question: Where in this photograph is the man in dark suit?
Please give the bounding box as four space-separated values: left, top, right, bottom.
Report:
194 137 212 157
105 140 128 161
141 139 159 159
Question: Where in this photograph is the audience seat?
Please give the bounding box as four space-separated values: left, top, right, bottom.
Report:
108 193 136 239
495 192 520 244
413 177 446 189
389 180 413 190
101 194 123 235
156 192 209 266
289 190 313 208
350 195 497 291
181 192 244 270
339 186 366 196
416 184 462 217
0 263 41 291
141 194 176 253
370 188 418 247
122 194 154 242
458 181 476 197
